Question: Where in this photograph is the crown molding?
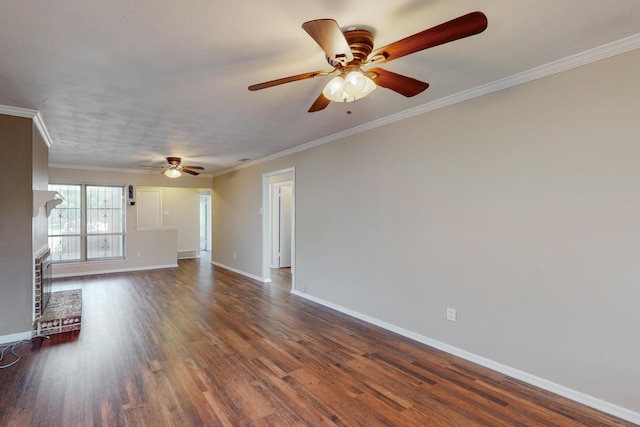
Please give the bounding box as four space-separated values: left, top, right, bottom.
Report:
0 104 54 148
33 112 53 148
50 163 159 175
216 32 640 177
49 162 213 178
0 104 37 118
6 31 640 177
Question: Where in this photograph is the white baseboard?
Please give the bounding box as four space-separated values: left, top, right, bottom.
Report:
210 261 269 283
290 290 640 425
0 331 32 345
53 264 178 279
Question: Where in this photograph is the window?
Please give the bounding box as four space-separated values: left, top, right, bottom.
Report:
48 184 125 262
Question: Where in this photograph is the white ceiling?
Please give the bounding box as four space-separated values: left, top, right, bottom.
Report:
2 1 640 175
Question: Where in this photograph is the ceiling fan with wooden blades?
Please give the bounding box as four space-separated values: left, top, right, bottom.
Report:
163 157 204 178
248 11 487 112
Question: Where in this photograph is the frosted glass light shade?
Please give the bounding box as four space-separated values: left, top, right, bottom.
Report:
164 167 181 178
322 70 376 103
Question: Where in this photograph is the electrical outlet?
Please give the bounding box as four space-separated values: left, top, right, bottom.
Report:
233 252 236 259
446 307 457 322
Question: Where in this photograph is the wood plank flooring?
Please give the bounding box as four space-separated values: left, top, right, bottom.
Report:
0 255 635 426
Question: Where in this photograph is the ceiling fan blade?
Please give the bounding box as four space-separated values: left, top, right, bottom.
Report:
308 93 331 112
248 70 332 91
302 19 354 65
367 68 429 97
182 168 200 176
181 165 204 170
369 11 487 64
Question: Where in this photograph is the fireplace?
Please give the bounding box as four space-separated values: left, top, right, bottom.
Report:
34 248 52 319
33 248 82 337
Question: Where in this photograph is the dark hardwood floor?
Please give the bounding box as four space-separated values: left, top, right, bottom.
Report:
0 255 634 426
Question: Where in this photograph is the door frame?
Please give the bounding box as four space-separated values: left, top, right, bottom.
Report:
262 167 295 289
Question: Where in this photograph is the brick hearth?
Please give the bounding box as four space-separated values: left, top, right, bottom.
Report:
34 289 82 337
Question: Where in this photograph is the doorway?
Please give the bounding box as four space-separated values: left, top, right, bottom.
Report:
262 168 295 289
199 192 211 252
272 182 292 268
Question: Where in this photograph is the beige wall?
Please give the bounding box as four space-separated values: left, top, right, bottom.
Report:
211 168 266 274
211 48 640 416
49 168 210 277
0 115 33 337
0 114 49 339
137 186 201 254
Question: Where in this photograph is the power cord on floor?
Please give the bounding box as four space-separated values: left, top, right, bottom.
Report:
0 340 29 369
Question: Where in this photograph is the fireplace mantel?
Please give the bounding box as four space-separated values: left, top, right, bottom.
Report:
33 190 63 217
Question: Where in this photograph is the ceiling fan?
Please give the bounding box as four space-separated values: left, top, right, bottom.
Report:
248 11 487 112
163 157 204 178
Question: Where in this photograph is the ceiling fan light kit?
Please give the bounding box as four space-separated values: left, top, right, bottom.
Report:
162 157 204 178
323 70 376 103
164 167 182 178
248 11 488 112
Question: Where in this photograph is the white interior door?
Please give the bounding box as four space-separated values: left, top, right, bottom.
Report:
278 184 292 267
272 182 292 268
199 195 211 251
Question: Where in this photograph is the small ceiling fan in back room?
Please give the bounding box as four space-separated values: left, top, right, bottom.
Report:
248 11 488 112
162 157 204 178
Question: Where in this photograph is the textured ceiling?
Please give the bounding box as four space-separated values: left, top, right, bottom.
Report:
2 1 640 175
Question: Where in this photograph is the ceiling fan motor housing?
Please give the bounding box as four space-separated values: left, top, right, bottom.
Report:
326 29 374 68
166 156 181 166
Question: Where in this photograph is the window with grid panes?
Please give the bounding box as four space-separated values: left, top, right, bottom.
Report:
48 184 125 262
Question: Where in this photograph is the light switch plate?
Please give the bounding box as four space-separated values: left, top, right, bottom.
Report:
446 307 457 322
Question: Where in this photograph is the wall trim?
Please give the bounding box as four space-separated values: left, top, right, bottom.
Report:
210 261 270 283
0 104 54 148
290 290 640 425
33 112 53 148
0 331 32 346
215 32 640 178
53 263 178 279
50 162 214 177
